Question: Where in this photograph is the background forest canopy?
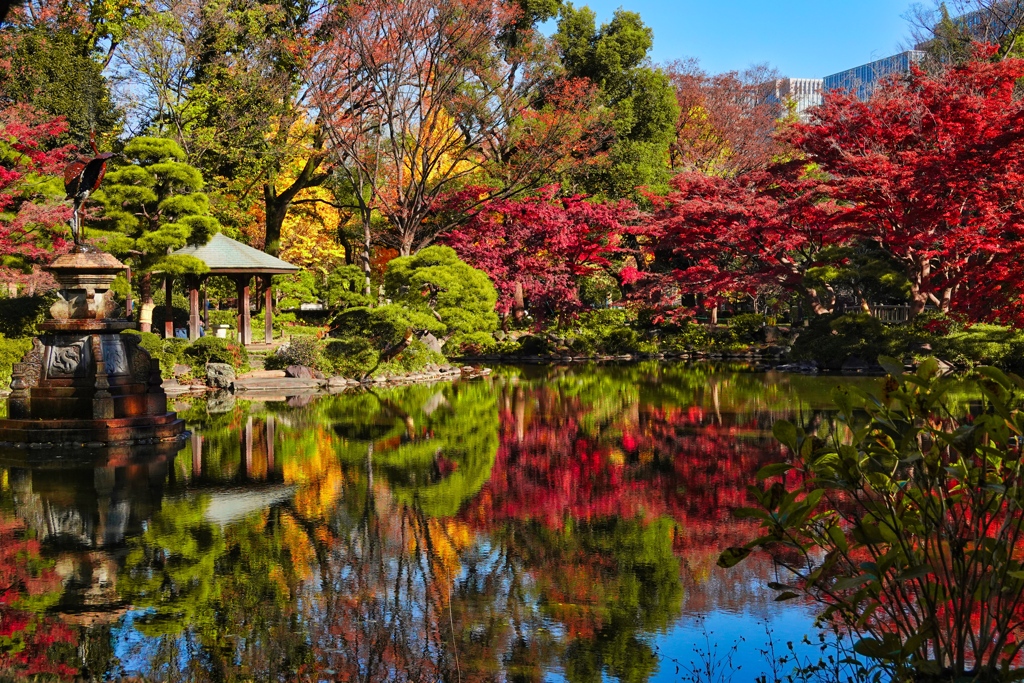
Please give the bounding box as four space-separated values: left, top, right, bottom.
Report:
3 0 1024 351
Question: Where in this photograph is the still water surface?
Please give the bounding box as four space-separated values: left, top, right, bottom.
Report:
0 364 886 681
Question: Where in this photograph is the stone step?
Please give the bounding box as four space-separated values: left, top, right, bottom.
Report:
237 370 286 379
232 377 324 393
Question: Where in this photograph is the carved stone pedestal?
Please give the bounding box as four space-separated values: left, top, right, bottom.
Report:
0 251 185 449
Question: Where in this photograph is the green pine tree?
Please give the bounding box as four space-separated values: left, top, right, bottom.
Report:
555 5 679 201
94 136 218 325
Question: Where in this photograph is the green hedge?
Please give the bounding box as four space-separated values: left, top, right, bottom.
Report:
265 336 323 372
0 295 53 338
0 337 34 389
123 331 249 378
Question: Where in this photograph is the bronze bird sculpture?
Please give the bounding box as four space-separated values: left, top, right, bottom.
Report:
63 133 114 247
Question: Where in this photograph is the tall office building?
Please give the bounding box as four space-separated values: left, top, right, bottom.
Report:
770 78 824 119
823 51 926 101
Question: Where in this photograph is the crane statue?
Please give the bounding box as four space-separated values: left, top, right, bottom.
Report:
63 132 114 249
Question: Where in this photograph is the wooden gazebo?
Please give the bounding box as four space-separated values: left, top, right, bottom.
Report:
168 234 299 345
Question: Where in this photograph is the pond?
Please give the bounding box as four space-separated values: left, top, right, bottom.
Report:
0 363 905 681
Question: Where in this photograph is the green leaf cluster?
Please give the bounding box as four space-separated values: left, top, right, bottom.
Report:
383 246 499 350
94 136 219 273
555 5 679 200
1 29 120 144
720 358 1024 680
332 247 499 366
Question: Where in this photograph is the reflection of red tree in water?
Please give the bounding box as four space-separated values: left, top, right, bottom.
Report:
0 516 78 679
464 395 784 550
453 387 795 677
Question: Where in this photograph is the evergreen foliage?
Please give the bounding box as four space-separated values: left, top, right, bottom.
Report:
555 5 679 199
1 29 120 144
94 136 218 273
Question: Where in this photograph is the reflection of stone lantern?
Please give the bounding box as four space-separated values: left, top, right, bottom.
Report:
3 449 180 627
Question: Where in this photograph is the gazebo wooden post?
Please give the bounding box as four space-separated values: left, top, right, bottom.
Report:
187 276 202 341
164 275 174 339
202 278 209 330
263 275 273 344
235 275 252 346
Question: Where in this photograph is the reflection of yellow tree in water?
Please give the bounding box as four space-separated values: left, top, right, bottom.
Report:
118 495 321 680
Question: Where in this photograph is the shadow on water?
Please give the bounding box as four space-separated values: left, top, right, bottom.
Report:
0 363 980 681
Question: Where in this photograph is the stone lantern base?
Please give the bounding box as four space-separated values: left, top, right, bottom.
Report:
0 250 185 449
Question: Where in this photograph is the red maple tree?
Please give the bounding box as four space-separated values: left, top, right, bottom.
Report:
633 164 842 317
0 104 72 289
443 186 638 320
791 48 1024 321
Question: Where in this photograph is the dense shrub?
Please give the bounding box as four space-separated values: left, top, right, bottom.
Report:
323 337 378 378
0 295 53 338
122 330 190 378
932 323 1022 369
723 361 1024 680
790 313 885 369
566 309 631 354
660 322 712 351
0 337 33 388
728 313 766 343
181 336 249 372
453 331 497 356
265 336 323 372
333 304 442 349
517 334 552 355
577 273 622 309
283 325 326 337
383 246 499 351
376 338 445 376
320 334 443 379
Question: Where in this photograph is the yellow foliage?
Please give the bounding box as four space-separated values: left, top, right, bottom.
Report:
283 428 347 521
270 116 347 271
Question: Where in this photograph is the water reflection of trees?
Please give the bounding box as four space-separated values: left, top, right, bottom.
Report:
0 366 859 681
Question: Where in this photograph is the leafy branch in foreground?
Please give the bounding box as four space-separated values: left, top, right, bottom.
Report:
720 357 1024 682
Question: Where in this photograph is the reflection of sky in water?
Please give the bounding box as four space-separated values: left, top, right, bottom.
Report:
0 365 894 681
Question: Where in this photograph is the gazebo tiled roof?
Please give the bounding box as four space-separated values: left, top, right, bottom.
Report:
165 233 298 346
171 233 299 275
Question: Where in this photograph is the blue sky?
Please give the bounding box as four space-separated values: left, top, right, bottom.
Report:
564 0 919 78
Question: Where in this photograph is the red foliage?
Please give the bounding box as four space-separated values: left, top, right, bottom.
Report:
0 104 72 285
443 186 638 319
790 49 1024 321
463 385 784 553
0 516 78 680
636 164 841 315
666 60 789 176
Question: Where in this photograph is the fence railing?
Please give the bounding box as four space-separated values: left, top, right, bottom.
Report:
839 304 933 324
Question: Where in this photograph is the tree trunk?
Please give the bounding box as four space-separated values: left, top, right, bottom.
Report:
139 271 154 333
803 286 835 316
908 256 931 319
909 289 928 318
263 198 290 257
262 132 329 256
399 229 414 257
361 213 373 299
513 282 526 321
